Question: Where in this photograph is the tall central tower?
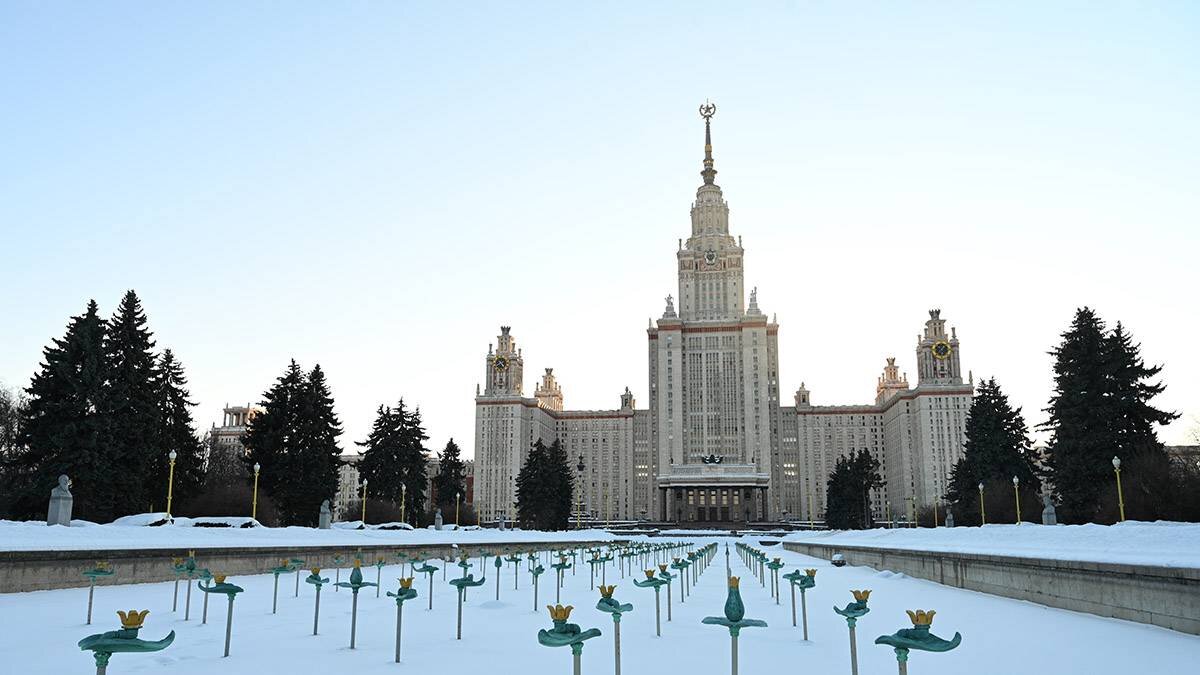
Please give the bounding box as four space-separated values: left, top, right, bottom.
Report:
677 102 746 321
648 103 780 524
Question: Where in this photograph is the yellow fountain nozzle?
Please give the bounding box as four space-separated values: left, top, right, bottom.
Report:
658 564 668 572
644 569 656 579
599 585 616 598
117 609 149 629
172 557 183 565
281 558 290 567
214 574 227 583
851 589 872 602
311 568 321 576
805 568 817 577
96 561 110 569
906 609 936 626
729 576 741 589
352 559 362 569
673 557 680 563
546 604 574 621
188 550 195 557
399 577 414 589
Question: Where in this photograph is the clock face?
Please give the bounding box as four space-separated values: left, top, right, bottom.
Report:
703 249 717 265
932 340 952 360
494 356 508 371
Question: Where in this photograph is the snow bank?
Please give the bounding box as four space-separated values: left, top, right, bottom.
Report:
0 519 618 552
785 520 1200 568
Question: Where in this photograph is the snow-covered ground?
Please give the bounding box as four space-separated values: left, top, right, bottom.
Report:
784 521 1200 568
5 536 1198 675
0 518 618 552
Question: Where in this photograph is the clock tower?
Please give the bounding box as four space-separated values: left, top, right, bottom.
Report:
484 326 524 395
916 309 963 385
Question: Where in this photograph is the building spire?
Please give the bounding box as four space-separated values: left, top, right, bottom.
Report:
699 100 717 185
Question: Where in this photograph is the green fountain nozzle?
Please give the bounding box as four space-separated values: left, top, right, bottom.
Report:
595 585 634 618
874 609 962 653
537 604 603 648
78 610 176 668
335 561 377 592
835 589 872 619
449 574 486 590
387 577 419 604
414 561 439 575
199 574 244 597
701 577 768 636
84 561 115 581
305 568 330 587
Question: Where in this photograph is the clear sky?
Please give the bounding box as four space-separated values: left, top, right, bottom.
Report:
2 2 1198 458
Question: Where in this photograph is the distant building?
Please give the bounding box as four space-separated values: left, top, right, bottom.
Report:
208 404 262 464
1167 445 1200 467
473 105 974 525
334 453 474 521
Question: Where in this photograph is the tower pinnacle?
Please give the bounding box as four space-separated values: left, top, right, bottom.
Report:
699 101 717 185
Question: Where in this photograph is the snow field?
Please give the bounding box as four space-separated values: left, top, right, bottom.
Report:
4 537 1198 674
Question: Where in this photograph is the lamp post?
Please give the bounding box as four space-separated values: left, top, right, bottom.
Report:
977 482 986 526
401 483 407 525
166 450 178 519
576 455 585 530
1012 476 1022 525
251 463 261 520
1112 456 1126 522
361 479 368 525
455 491 461 527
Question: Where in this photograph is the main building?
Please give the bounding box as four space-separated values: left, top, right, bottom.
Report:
474 104 973 526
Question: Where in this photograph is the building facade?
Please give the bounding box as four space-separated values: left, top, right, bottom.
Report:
207 404 262 466
473 105 973 525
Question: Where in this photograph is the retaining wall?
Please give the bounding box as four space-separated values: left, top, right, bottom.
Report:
782 541 1200 635
0 540 617 594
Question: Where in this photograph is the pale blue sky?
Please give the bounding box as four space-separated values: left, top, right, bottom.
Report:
2 2 1198 457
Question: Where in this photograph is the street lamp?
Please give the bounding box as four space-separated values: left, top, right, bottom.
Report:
1112 456 1126 522
401 483 407 525
1012 476 1022 525
361 479 369 525
251 462 261 520
455 491 462 528
808 490 815 529
576 455 585 530
977 482 986 526
166 450 178 519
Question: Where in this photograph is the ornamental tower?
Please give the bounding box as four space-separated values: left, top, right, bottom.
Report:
677 101 746 321
915 309 963 385
484 326 524 395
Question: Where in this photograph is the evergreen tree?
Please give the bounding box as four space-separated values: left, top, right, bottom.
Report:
431 438 467 512
515 440 547 528
824 449 883 530
13 301 110 520
1043 309 1177 522
148 349 206 512
357 399 429 525
946 378 1040 525
0 382 26 518
515 439 575 530
242 360 308 525
101 290 161 515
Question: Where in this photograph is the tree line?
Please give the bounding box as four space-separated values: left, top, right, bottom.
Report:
0 291 468 527
825 306 1199 528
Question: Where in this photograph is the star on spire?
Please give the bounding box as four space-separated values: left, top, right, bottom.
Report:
699 100 717 185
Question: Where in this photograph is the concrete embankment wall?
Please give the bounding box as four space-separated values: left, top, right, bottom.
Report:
782 541 1200 635
0 540 617 594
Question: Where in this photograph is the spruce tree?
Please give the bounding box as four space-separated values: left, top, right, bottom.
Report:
13 301 110 520
1043 309 1177 522
946 378 1040 524
287 364 344 526
432 438 467 512
149 349 206 512
101 290 161 515
357 399 429 525
824 449 883 530
242 360 307 525
516 440 551 529
542 438 575 530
